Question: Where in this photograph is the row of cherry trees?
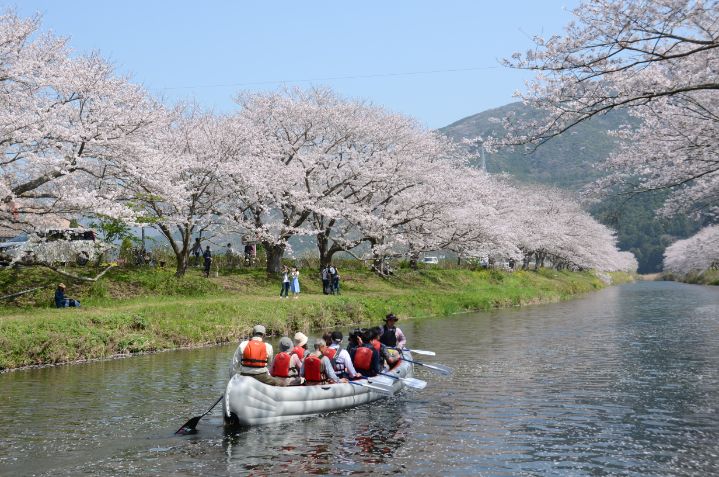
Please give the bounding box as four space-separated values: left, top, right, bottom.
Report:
1 12 637 276
664 226 719 277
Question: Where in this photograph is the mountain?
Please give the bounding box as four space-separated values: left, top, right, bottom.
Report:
440 102 701 273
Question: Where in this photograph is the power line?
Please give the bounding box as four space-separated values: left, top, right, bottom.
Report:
161 65 501 90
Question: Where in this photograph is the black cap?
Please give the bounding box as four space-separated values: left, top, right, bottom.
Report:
385 313 398 321
331 331 343 342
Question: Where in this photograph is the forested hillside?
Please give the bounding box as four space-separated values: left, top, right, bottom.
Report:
440 103 701 273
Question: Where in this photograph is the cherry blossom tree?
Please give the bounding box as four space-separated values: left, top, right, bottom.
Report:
663 225 719 276
501 0 719 218
1 11 159 230
109 106 233 276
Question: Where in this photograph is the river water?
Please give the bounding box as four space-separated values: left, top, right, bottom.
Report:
1 281 718 476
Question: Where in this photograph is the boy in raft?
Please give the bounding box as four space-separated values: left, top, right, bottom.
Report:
269 337 303 385
300 339 344 385
369 326 400 367
350 329 382 377
232 325 288 386
326 331 361 379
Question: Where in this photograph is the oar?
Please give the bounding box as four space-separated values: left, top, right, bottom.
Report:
175 395 223 435
400 357 453 376
380 372 427 389
391 347 436 356
348 380 394 396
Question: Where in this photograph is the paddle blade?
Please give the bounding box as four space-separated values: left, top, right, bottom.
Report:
422 363 453 376
401 377 428 389
349 380 394 396
407 348 436 356
175 416 201 435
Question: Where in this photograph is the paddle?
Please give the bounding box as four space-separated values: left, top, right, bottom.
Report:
175 395 224 435
379 372 427 389
348 380 394 396
391 347 436 356
400 357 453 376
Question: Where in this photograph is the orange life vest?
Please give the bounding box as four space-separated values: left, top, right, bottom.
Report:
292 345 306 361
241 340 268 368
353 346 373 372
304 355 324 382
371 339 381 352
324 347 337 360
271 351 291 377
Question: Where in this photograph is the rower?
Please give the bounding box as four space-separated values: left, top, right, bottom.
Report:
350 329 381 377
269 337 302 385
301 339 343 385
232 324 287 386
369 326 399 367
292 332 309 361
327 331 361 379
379 313 406 349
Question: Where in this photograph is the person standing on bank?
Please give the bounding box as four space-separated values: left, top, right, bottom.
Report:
203 245 212 278
321 265 330 295
280 265 291 298
331 266 340 295
290 266 300 299
190 237 202 267
379 313 407 349
232 325 288 386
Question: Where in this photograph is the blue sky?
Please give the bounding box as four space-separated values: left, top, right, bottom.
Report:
4 1 577 128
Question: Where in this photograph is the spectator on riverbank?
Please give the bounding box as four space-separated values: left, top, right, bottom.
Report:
321 265 330 294
191 238 202 267
290 267 300 299
203 246 212 278
54 283 80 308
280 265 290 298
331 266 340 295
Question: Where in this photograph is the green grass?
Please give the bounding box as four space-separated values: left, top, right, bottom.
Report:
0 265 622 370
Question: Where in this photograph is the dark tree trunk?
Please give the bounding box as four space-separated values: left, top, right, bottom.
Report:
264 242 286 274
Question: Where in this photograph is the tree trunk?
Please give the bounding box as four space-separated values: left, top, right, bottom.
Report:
176 252 189 277
264 242 285 274
317 231 329 267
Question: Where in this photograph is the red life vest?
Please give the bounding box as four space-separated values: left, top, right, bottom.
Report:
371 339 381 352
353 346 373 371
292 345 306 361
271 351 291 377
324 347 337 360
304 355 324 382
241 340 268 368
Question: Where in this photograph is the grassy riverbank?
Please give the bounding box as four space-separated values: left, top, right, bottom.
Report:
662 270 719 286
0 265 633 370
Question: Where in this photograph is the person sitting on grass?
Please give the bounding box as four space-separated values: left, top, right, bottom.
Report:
54 283 80 308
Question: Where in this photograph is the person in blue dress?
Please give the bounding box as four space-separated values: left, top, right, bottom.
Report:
290 267 300 299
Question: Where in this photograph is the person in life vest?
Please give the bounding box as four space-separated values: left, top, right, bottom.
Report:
369 326 400 367
300 339 343 385
326 331 361 379
231 324 287 386
379 313 407 349
292 332 309 362
349 329 382 377
269 336 302 385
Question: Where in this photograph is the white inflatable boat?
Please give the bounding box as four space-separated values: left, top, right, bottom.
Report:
224 351 414 426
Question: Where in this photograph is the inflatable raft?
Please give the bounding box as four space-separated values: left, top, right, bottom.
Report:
224 351 414 426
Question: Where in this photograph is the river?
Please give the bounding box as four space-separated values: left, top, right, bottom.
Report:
1 281 718 476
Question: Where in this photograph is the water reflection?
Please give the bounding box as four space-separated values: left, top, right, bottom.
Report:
1 281 718 476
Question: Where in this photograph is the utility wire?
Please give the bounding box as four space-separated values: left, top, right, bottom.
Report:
161 65 501 90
